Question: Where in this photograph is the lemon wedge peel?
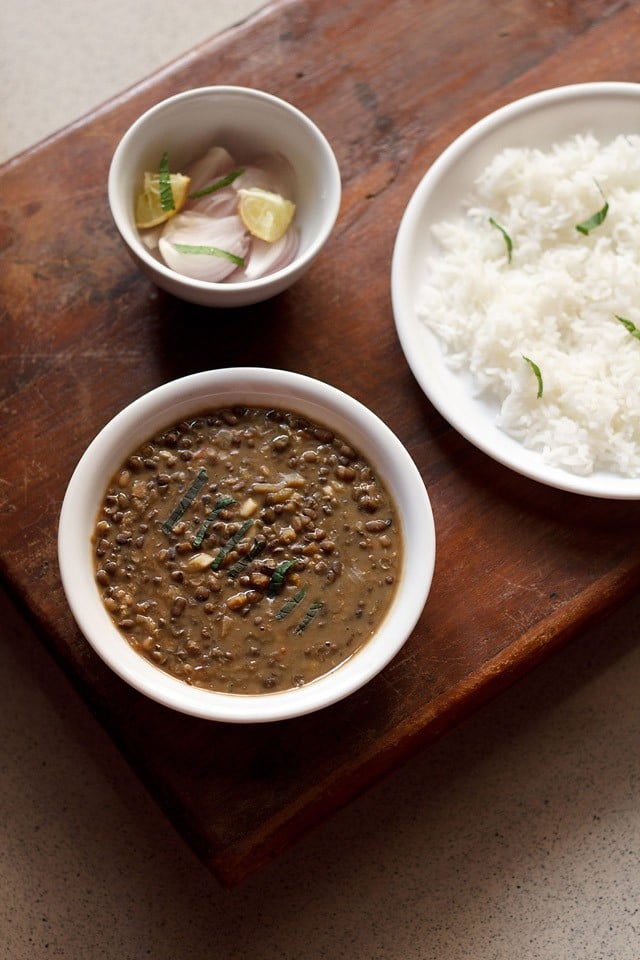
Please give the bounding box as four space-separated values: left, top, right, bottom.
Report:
237 187 296 243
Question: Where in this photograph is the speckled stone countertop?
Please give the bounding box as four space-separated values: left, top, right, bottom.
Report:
2 2 640 957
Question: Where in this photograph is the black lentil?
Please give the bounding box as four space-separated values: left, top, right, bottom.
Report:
92 406 401 694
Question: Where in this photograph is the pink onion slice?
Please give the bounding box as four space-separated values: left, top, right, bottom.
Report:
185 146 235 195
235 228 300 281
159 211 250 283
189 185 238 219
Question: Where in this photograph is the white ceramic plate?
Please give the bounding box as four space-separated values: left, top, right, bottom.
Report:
391 82 640 499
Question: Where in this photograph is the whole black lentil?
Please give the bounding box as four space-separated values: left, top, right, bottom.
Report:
92 406 401 695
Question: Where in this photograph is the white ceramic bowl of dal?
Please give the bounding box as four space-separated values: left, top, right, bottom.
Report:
392 81 640 499
108 86 341 307
58 367 435 723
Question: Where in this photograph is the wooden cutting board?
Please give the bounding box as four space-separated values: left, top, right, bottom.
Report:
2 0 640 885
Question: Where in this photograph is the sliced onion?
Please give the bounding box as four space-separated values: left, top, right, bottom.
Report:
189 185 238 219
159 211 250 282
140 223 163 251
185 146 235 194
237 228 300 281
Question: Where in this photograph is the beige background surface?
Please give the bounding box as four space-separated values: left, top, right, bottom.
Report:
2 2 640 957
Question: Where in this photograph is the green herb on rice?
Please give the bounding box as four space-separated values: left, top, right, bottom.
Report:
522 355 544 399
489 217 513 263
615 315 640 341
576 182 609 235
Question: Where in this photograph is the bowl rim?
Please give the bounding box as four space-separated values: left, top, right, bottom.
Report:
107 85 342 294
58 367 436 723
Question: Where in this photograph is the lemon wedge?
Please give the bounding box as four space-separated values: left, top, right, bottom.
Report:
135 171 191 229
237 187 296 243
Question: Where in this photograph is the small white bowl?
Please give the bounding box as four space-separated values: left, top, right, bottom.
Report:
392 81 640 499
58 368 435 723
108 86 341 307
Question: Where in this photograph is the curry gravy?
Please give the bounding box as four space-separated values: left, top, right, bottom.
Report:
93 406 401 694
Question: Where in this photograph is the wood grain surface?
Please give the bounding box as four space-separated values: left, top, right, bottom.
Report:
2 0 640 885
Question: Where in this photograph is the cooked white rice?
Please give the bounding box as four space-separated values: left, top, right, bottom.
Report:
417 133 640 477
